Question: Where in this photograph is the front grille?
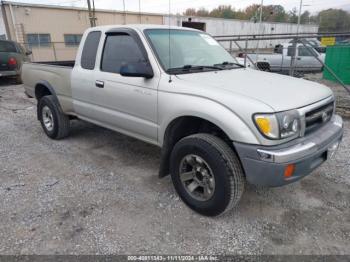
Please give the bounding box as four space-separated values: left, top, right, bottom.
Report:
305 101 334 135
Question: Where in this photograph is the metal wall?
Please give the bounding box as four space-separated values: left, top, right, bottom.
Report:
164 15 319 49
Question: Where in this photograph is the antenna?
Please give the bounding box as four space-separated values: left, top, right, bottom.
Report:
168 0 172 83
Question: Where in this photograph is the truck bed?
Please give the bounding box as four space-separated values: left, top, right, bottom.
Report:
22 61 74 113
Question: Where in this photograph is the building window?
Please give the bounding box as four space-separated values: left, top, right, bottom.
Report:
64 34 83 46
26 34 51 47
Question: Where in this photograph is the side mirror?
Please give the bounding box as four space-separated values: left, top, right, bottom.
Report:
25 50 32 56
120 62 154 79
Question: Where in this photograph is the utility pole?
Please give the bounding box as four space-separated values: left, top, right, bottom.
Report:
92 0 96 26
139 0 141 24
255 0 264 63
259 0 263 25
122 0 126 25
296 0 303 34
290 0 303 76
86 0 94 27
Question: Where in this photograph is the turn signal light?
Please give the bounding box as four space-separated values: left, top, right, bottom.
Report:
284 164 295 178
255 117 271 134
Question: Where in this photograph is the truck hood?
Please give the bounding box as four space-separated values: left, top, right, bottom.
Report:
176 68 332 111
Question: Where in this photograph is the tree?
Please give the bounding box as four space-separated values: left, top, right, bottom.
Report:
269 5 288 22
244 4 260 22
300 10 311 24
288 7 298 23
318 9 350 32
243 4 288 23
196 8 209 17
209 5 236 19
181 4 350 33
183 8 196 16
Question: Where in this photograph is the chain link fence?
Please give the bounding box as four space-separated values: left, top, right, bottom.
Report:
23 33 350 81
23 42 78 63
214 32 350 117
214 32 350 79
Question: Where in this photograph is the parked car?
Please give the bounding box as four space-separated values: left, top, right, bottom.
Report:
338 38 350 45
22 25 343 216
289 38 326 54
240 42 325 73
0 40 31 83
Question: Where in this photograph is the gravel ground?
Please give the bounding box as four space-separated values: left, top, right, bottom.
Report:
0 80 349 255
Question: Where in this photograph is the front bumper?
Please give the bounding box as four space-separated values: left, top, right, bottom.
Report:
234 115 343 187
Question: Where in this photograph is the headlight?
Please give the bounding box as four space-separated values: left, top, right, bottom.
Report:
254 110 300 139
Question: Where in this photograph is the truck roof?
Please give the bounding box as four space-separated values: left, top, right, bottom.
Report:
85 24 200 33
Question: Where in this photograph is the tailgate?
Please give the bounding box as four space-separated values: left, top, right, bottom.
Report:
0 52 19 71
0 52 10 71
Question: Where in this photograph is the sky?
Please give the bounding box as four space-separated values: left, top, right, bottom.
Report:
1 0 350 35
2 0 350 14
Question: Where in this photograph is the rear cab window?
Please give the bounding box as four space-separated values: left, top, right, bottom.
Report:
0 41 17 52
81 31 101 70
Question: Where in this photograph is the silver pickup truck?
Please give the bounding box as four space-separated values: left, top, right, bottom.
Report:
241 42 325 73
22 25 343 216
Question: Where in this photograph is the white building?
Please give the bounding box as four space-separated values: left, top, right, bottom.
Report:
165 15 319 49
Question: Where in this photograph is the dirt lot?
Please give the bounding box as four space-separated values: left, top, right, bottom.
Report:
0 80 349 255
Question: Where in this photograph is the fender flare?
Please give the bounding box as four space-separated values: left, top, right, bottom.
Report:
35 80 59 102
35 80 62 120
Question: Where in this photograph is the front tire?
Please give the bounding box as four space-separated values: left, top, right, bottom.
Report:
170 134 245 216
38 95 70 139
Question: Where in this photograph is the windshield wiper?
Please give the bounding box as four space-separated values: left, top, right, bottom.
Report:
167 64 223 74
213 61 244 69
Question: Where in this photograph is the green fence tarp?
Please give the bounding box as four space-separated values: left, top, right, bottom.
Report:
323 44 350 85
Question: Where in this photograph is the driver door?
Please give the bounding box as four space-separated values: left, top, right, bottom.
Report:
90 30 159 143
296 46 321 72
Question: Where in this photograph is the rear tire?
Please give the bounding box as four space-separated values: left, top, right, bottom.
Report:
38 95 70 139
170 133 245 216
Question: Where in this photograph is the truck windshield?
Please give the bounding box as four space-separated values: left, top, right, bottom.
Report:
144 29 241 74
0 41 17 52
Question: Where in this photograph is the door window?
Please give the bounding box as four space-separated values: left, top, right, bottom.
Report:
101 34 146 74
298 46 316 57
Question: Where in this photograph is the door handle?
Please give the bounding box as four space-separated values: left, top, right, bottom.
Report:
95 80 104 88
